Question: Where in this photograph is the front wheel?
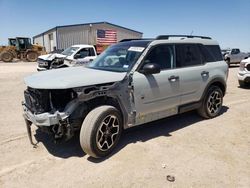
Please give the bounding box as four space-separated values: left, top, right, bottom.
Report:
0 51 13 62
26 51 38 62
80 106 122 158
197 86 223 119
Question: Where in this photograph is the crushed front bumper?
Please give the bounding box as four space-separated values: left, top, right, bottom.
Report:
22 102 69 126
22 102 70 146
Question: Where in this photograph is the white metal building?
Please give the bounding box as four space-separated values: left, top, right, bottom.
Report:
33 21 143 52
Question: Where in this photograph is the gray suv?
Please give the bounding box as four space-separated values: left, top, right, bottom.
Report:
22 35 228 158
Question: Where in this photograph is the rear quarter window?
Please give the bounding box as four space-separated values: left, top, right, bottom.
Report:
204 45 223 61
199 44 215 63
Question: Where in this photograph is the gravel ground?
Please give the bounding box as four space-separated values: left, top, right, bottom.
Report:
0 62 249 188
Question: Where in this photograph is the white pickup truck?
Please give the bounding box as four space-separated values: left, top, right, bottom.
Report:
224 48 249 66
37 44 97 71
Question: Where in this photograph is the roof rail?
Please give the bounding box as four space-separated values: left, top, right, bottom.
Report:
119 38 153 42
156 35 212 40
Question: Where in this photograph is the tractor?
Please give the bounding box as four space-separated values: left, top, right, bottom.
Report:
0 37 46 62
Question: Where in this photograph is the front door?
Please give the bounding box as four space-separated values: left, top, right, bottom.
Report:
132 44 181 125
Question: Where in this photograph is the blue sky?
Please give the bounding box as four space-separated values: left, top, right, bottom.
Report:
0 0 249 51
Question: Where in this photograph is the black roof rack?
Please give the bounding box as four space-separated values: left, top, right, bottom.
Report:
119 38 153 42
156 35 212 40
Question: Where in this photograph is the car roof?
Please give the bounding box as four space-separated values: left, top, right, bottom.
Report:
116 40 152 47
71 44 94 48
121 35 219 46
150 38 219 45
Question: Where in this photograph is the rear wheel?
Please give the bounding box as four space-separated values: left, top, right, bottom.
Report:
26 51 38 62
80 106 122 158
197 86 223 119
0 51 13 62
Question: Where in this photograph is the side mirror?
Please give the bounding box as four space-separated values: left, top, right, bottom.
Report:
140 63 161 74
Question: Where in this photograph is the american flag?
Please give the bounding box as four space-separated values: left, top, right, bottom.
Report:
96 29 117 45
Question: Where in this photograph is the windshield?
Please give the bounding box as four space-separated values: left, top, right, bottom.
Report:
87 42 149 72
61 47 79 56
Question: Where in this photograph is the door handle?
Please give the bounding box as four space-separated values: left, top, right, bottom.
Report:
168 75 179 82
201 71 209 77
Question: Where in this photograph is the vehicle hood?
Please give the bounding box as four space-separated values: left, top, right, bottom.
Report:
24 67 127 89
38 53 66 61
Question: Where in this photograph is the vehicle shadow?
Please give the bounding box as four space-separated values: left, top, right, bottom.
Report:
0 59 22 63
88 105 229 163
34 130 85 158
228 64 239 68
34 106 228 160
238 85 250 89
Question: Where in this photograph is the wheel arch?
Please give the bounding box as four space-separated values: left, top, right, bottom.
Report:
72 96 127 130
88 96 126 126
202 78 227 100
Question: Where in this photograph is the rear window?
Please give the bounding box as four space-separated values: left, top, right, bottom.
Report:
204 45 223 61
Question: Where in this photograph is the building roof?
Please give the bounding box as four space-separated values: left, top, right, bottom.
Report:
33 21 143 38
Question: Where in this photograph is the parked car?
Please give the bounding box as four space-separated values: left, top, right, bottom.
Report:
22 35 228 158
37 44 97 71
224 48 248 66
221 49 230 58
238 57 250 87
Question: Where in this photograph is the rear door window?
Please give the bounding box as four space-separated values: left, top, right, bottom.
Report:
89 48 96 56
175 44 202 68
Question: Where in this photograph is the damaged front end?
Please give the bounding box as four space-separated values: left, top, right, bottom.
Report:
22 87 79 143
50 58 66 69
22 78 134 145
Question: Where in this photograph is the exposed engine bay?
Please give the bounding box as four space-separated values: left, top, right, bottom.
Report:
23 79 133 144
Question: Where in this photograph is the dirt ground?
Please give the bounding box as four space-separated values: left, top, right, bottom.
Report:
0 62 249 188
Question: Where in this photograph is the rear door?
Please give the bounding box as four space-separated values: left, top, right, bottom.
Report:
175 44 208 105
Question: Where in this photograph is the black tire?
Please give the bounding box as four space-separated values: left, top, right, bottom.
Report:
80 105 122 158
26 51 38 62
226 58 230 67
0 51 13 62
197 86 223 119
238 80 246 88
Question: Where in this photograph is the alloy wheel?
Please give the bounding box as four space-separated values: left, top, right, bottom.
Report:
96 115 120 151
207 90 222 115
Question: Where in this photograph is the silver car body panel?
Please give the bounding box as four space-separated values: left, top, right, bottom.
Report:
23 37 228 131
24 67 126 89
